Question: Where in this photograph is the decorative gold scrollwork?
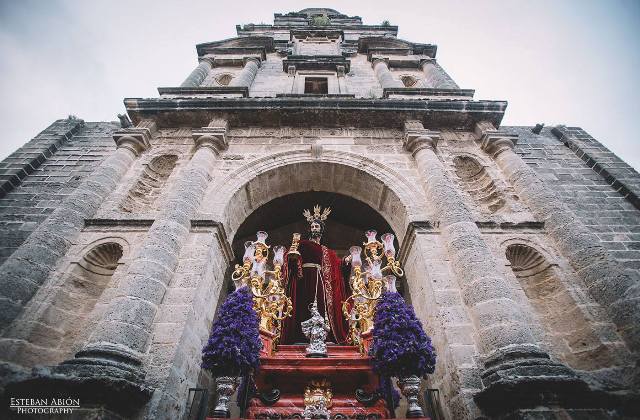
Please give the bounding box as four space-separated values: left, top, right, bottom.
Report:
342 231 404 352
233 233 292 346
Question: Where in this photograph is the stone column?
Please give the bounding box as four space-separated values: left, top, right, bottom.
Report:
478 122 640 352
403 121 584 413
180 57 214 88
337 65 348 94
420 59 459 89
0 125 152 333
74 121 228 370
229 57 261 88
372 58 404 89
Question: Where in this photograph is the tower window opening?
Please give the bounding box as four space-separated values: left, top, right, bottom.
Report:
401 75 418 87
215 73 233 86
305 77 329 94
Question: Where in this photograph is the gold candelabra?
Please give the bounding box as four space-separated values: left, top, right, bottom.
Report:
342 231 403 350
232 231 292 343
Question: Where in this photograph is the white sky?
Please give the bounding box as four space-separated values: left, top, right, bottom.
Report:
1 0 639 169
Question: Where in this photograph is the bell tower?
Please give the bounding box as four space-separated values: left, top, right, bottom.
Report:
1 7 639 420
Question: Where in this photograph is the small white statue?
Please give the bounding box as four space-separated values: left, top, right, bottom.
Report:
301 300 330 357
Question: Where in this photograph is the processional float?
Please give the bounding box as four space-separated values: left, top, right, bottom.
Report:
202 222 436 419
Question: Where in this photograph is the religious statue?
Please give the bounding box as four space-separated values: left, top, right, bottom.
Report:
301 300 330 357
281 205 351 344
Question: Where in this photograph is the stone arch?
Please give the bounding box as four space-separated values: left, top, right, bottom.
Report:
208 149 427 245
120 154 178 213
504 242 620 370
451 154 505 213
23 241 125 365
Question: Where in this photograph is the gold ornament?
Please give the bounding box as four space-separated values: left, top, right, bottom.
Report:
303 204 331 223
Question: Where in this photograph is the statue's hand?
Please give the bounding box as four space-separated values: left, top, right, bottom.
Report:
343 255 352 263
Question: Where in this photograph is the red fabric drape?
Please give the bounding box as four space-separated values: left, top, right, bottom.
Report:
281 239 350 344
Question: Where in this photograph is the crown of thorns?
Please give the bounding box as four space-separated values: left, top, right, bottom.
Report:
303 205 331 223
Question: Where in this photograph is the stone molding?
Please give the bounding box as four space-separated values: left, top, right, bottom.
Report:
403 120 440 154
192 127 228 154
157 86 249 97
382 87 475 98
208 148 427 240
124 97 507 130
112 128 152 157
479 131 519 158
243 56 262 67
282 55 349 73
198 55 216 67
370 57 389 68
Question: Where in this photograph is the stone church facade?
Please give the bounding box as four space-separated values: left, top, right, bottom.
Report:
1 7 639 420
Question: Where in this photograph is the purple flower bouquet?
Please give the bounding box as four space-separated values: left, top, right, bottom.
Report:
369 291 436 378
201 286 262 376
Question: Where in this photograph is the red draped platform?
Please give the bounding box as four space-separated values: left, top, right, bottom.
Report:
249 344 390 419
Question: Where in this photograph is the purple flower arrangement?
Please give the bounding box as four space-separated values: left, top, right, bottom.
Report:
201 286 262 376
369 291 436 378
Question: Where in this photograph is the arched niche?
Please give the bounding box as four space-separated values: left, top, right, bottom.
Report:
452 155 505 213
232 191 396 260
209 151 426 247
23 241 125 365
505 243 621 370
120 154 178 213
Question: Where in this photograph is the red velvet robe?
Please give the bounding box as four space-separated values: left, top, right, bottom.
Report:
281 239 350 345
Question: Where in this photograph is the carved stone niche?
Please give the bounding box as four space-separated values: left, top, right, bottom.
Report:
120 154 179 213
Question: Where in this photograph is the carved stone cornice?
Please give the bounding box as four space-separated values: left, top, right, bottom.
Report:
124 97 508 131
157 86 249 97
112 128 152 156
382 87 475 99
370 57 389 68
192 126 228 154
198 55 216 67
243 56 262 67
403 120 441 155
419 58 437 68
479 132 519 158
282 55 350 73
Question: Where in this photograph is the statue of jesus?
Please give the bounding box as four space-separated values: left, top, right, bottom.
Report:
280 205 351 344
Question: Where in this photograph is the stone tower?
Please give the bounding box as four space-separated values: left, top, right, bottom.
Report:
1 7 639 420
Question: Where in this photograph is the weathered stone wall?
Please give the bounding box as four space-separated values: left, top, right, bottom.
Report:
508 126 640 272
0 120 118 264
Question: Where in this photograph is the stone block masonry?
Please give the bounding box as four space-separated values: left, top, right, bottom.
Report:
0 120 118 264
508 126 640 272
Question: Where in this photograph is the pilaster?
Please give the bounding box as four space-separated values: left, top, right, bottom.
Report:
372 58 404 89
229 57 261 88
0 121 151 334
404 120 588 417
180 56 215 88
420 59 459 89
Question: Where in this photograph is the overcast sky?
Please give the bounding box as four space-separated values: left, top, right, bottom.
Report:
1 0 639 169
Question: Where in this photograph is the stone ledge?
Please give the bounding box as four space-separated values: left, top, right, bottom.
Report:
124 97 507 131
282 55 351 73
382 88 475 99
158 86 249 97
275 93 356 99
